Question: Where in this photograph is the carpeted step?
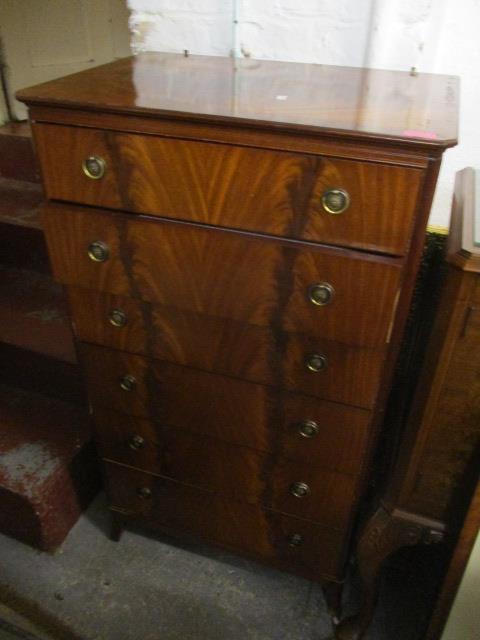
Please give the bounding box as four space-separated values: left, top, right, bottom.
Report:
0 384 99 550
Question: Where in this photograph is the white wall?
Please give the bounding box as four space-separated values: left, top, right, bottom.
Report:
441 528 480 640
128 0 480 228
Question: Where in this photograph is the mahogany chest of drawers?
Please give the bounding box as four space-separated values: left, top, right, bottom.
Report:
17 53 458 592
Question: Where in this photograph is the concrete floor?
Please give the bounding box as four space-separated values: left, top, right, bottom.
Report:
0 495 443 640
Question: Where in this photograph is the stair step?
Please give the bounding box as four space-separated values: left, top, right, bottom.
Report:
0 266 76 363
0 342 84 406
0 122 39 183
0 177 42 229
0 223 49 273
0 177 48 272
0 121 31 138
0 384 99 550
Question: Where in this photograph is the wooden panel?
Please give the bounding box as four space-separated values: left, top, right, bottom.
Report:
96 414 358 527
19 53 458 147
405 301 480 521
80 333 383 410
387 239 480 523
104 461 347 581
46 205 402 349
93 390 370 476
35 124 422 254
27 105 431 168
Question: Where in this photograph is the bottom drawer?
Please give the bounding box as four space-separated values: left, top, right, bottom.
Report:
105 461 347 580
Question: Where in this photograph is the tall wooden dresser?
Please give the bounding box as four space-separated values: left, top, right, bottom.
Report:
17 54 458 610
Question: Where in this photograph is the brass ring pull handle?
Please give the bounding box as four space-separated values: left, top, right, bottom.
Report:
308 282 335 306
87 240 109 262
297 420 319 438
321 188 350 214
119 374 137 392
136 487 152 499
305 353 328 372
82 155 106 179
109 309 128 327
287 533 304 547
128 435 145 450
290 481 310 498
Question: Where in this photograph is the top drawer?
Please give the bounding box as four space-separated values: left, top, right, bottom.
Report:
33 123 423 255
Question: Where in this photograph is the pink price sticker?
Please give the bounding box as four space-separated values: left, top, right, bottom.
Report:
402 129 438 140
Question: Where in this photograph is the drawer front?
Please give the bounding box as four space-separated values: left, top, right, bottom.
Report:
97 420 357 527
92 391 369 476
34 124 422 255
46 205 402 349
104 462 347 580
80 337 382 410
69 280 398 353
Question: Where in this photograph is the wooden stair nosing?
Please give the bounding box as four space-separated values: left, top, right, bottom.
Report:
0 177 42 230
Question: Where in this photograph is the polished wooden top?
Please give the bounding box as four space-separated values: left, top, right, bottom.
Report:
17 53 458 148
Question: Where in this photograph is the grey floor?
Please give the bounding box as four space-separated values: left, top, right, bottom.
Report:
0 495 441 640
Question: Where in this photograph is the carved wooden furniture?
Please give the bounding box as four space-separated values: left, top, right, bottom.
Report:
336 167 480 639
17 53 458 613
426 474 480 639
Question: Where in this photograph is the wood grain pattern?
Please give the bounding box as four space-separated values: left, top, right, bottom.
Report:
18 53 459 147
17 52 459 610
397 271 480 521
69 287 386 409
104 461 347 581
47 204 403 349
383 191 480 523
96 415 359 527
93 392 370 477
28 104 432 168
34 124 423 254
79 333 383 410
67 281 399 351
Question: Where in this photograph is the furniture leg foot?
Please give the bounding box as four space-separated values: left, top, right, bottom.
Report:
110 512 124 542
322 580 344 624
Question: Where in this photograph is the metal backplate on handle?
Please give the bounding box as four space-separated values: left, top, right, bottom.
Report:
82 155 106 180
321 188 350 215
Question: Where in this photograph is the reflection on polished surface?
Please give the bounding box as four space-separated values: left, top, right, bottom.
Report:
17 52 458 145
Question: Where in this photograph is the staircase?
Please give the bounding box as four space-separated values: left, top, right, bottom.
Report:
0 121 99 550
